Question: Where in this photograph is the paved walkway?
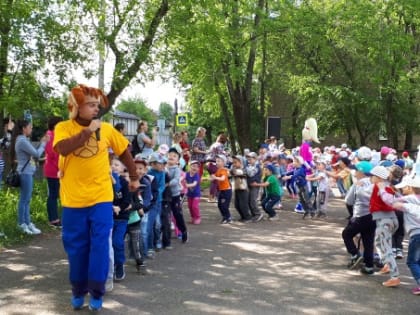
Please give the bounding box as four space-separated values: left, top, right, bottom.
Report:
0 194 418 314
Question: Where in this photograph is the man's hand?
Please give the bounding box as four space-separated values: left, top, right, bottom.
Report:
129 179 140 192
89 119 101 132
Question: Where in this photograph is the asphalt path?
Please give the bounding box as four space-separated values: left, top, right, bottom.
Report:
0 193 418 315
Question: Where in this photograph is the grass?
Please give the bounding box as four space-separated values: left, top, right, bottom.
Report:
0 170 212 249
0 179 58 249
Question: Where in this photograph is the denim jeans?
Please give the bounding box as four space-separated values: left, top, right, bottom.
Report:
407 234 420 284
46 177 60 222
261 195 280 217
141 212 149 255
18 173 33 225
146 203 161 251
112 220 128 265
217 189 232 220
336 178 347 196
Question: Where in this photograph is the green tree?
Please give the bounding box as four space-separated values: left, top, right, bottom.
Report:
116 98 157 126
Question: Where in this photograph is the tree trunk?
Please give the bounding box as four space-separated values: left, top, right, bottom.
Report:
107 0 169 106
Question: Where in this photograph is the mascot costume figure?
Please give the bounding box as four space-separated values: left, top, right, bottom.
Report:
294 118 319 216
300 117 319 171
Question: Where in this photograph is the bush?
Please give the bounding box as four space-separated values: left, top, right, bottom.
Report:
0 179 56 248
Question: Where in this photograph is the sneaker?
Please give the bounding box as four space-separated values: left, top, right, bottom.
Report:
411 286 420 295
182 231 188 243
347 254 364 270
19 223 34 235
382 277 401 287
49 220 62 228
379 264 390 274
316 211 327 218
105 279 113 292
373 256 384 269
114 264 125 281
396 249 404 259
392 248 397 258
136 263 147 275
71 296 85 310
302 211 309 219
27 222 41 235
89 297 103 311
146 250 155 259
252 213 264 222
226 218 232 224
360 266 374 275
268 215 279 221
164 245 173 250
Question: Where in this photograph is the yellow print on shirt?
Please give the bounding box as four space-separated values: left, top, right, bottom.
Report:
73 135 99 158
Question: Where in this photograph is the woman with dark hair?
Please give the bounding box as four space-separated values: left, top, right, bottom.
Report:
135 120 157 159
114 123 125 134
12 119 49 234
191 127 207 177
44 116 63 227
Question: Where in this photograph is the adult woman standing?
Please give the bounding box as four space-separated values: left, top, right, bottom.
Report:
179 131 191 166
135 121 157 159
13 119 49 235
43 116 63 227
191 127 207 177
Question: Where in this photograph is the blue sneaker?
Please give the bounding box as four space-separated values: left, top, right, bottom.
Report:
71 296 84 310
89 297 102 311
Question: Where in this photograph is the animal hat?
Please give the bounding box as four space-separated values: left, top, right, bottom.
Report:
67 84 109 119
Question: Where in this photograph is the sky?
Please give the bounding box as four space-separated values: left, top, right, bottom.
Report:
120 78 185 112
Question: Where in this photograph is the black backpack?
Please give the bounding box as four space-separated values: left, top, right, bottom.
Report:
131 135 144 157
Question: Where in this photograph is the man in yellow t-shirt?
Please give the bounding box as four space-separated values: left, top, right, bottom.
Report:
53 84 139 311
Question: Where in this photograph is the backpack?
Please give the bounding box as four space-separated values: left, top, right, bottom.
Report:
131 135 144 157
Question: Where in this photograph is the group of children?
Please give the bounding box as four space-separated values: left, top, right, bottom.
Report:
337 148 420 294
106 148 203 290
106 138 420 296
205 143 420 295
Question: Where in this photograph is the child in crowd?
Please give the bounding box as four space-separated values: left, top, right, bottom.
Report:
127 158 150 275
285 156 314 219
185 160 201 224
161 172 173 249
285 155 297 199
231 155 253 222
145 153 166 257
253 164 282 221
306 160 330 217
393 176 420 295
342 161 376 274
388 165 405 259
245 152 264 222
211 155 232 224
206 156 218 203
369 165 400 287
167 148 188 243
110 158 131 281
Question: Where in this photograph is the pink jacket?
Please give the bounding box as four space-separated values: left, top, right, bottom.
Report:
43 130 59 178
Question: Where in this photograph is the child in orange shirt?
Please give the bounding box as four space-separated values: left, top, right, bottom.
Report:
211 155 232 224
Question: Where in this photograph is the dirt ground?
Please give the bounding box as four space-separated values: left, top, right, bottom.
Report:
0 192 419 315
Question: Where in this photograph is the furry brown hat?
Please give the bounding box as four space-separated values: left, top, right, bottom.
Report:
67 84 109 119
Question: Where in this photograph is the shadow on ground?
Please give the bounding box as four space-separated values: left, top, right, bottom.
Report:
0 196 417 315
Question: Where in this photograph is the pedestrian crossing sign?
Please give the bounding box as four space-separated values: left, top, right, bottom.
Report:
176 114 188 127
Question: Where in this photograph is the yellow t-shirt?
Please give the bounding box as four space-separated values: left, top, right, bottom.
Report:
54 120 129 208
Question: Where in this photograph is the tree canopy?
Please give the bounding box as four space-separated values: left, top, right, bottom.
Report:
1 0 419 151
